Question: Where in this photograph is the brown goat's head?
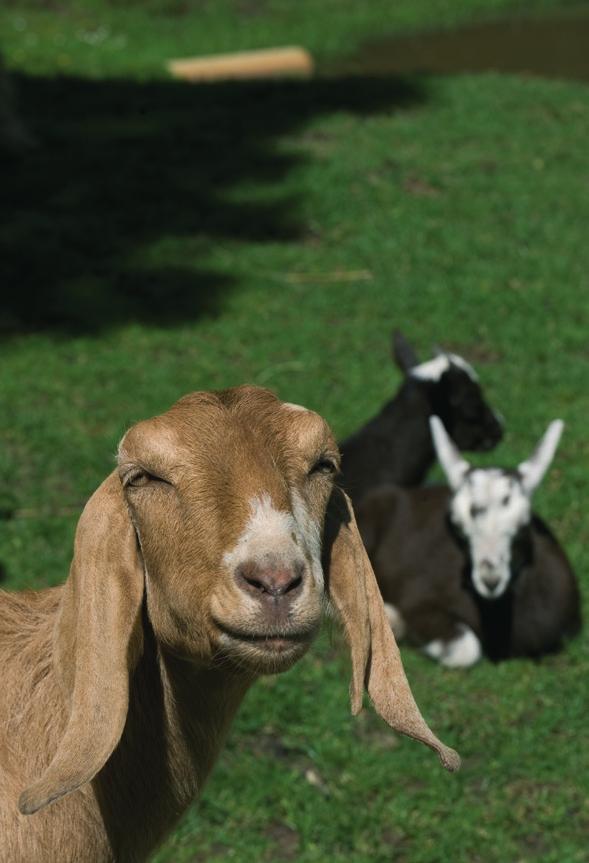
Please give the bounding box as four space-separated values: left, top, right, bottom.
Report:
19 386 459 817
118 387 336 674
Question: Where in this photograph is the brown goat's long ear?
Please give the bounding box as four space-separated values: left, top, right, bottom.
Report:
19 472 144 815
324 487 460 772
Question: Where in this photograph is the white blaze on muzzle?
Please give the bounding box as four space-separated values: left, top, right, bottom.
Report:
223 493 323 588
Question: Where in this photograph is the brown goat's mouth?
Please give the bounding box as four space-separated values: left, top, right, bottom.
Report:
213 620 318 653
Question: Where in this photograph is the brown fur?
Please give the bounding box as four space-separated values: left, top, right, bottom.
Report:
0 386 458 862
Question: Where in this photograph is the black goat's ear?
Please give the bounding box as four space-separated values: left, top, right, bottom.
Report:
392 330 419 373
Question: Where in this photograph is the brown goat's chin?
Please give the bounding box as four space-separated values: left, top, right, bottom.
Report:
214 623 318 674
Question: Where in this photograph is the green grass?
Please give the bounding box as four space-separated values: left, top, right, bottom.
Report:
1 1 589 861
0 0 581 78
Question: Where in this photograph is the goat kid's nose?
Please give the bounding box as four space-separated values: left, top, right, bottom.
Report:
235 561 305 601
481 570 501 592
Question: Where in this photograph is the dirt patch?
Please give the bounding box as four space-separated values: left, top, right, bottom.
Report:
402 174 440 197
189 841 230 863
380 827 412 861
338 9 589 84
263 821 300 862
245 729 306 762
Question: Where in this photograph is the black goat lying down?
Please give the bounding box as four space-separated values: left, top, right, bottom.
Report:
339 331 503 505
356 417 581 666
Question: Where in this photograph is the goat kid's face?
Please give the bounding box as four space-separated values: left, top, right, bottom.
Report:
119 391 338 674
450 469 531 598
430 416 564 600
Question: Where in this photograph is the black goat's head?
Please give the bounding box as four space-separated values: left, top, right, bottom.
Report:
392 331 503 452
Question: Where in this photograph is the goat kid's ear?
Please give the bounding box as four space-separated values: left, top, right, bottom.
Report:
19 472 144 816
392 329 419 374
324 487 460 772
430 416 470 491
518 419 564 496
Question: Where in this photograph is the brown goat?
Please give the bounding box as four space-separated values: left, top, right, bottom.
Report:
0 386 458 863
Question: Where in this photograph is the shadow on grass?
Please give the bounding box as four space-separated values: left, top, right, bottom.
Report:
2 72 425 335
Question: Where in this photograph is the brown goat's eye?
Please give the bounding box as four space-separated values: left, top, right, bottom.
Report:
125 470 153 488
124 469 169 489
309 457 338 477
123 467 173 490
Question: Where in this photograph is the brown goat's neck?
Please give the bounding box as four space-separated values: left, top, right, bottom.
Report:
95 624 253 861
158 647 253 790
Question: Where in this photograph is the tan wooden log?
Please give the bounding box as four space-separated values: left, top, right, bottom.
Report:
167 46 314 82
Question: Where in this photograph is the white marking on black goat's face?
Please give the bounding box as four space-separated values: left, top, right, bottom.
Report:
450 470 530 599
410 352 478 382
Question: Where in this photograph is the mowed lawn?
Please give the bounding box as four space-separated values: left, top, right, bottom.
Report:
1 2 589 861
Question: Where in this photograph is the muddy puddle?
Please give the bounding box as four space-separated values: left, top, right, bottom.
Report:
338 7 589 83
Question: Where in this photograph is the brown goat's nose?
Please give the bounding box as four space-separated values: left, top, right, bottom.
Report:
235 560 304 601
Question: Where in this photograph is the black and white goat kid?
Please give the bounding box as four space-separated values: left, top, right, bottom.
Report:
356 417 581 667
339 331 503 504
